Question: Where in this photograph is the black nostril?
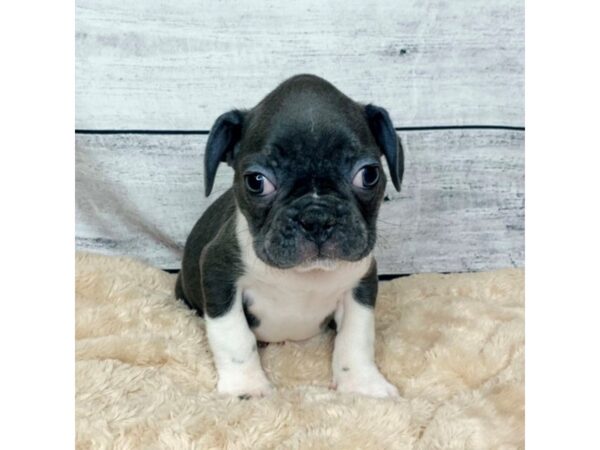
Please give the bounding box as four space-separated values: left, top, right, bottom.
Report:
299 218 316 233
322 217 335 231
298 213 336 244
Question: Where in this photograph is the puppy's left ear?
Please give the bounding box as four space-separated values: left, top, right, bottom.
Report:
364 104 404 191
204 109 245 197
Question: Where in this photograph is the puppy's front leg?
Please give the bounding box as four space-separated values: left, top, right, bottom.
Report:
332 263 399 398
205 288 273 397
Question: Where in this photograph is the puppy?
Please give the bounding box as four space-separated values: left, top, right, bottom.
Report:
176 74 404 398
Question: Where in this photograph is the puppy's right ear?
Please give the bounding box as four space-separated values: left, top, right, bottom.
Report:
364 104 404 192
204 110 245 196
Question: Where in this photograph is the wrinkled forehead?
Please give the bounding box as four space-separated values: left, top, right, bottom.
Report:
238 114 378 178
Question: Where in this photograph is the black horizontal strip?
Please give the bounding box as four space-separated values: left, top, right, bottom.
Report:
75 129 211 135
75 125 524 135
396 125 524 131
163 267 411 280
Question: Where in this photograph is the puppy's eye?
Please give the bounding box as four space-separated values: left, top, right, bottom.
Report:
352 165 380 189
244 173 276 195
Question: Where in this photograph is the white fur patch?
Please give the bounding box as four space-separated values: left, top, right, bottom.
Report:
295 258 339 272
236 210 372 343
332 291 399 398
205 289 272 396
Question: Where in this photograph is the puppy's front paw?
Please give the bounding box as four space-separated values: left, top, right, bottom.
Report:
217 373 274 399
335 367 399 398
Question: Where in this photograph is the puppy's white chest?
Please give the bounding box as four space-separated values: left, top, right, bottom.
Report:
238 261 371 342
243 278 340 342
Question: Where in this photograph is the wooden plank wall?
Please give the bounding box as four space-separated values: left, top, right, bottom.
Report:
75 0 524 274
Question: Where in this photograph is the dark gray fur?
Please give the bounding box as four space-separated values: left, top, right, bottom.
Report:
176 190 243 317
175 74 404 318
242 293 260 328
352 259 379 308
320 312 337 332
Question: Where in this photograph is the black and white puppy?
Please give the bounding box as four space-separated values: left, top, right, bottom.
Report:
176 74 404 398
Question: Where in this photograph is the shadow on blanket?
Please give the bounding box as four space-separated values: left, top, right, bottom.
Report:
75 252 524 449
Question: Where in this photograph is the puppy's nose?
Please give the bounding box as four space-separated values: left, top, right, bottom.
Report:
298 207 336 245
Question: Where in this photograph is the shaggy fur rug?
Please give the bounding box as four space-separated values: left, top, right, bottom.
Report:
75 252 524 449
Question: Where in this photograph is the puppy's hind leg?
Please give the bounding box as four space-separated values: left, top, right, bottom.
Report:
174 272 203 315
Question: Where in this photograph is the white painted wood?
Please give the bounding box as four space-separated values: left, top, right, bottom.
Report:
376 130 524 273
76 0 524 130
75 130 523 274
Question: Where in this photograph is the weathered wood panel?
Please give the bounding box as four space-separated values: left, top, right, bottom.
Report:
75 0 524 130
75 130 524 273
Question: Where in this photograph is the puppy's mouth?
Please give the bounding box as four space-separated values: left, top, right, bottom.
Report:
261 236 366 271
293 257 339 272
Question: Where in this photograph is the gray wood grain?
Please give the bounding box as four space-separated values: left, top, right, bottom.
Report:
76 130 524 274
76 0 524 130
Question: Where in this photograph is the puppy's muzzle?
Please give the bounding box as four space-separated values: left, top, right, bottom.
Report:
297 205 337 246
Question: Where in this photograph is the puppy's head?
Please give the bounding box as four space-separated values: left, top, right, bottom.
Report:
204 74 404 270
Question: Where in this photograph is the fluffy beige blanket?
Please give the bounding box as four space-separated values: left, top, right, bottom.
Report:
76 252 524 449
